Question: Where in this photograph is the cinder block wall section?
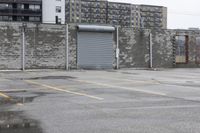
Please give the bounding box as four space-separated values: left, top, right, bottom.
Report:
151 29 175 68
0 23 22 70
118 28 150 68
25 24 66 69
118 28 175 68
0 22 68 70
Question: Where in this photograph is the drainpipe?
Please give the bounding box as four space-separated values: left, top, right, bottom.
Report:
65 24 69 70
116 26 120 69
149 30 153 68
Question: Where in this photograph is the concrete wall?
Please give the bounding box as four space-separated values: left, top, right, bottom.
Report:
0 22 67 70
118 28 175 68
0 23 21 70
151 30 175 68
0 22 200 70
25 24 66 69
118 28 150 68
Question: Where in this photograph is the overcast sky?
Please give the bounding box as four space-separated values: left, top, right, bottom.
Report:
109 0 200 29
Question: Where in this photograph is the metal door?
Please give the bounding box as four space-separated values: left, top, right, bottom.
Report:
77 31 113 69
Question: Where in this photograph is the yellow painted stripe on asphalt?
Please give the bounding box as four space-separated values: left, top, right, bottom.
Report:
72 79 167 96
25 80 104 100
0 92 11 99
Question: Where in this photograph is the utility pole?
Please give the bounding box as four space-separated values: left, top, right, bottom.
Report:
116 26 120 69
22 23 27 71
65 24 69 70
149 30 153 68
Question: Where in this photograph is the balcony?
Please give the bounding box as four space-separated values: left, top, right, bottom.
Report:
0 8 42 16
0 0 42 5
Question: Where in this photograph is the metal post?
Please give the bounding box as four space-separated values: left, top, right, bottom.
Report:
21 23 26 71
65 24 69 70
116 26 119 69
149 31 153 68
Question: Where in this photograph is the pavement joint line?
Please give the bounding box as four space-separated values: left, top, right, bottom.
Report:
72 79 167 96
25 80 104 100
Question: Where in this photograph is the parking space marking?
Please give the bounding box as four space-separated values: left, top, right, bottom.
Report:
25 80 104 100
97 77 160 86
0 79 10 82
0 91 11 99
99 76 160 84
72 79 167 96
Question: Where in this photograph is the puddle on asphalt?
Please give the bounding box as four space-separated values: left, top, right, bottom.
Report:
0 91 53 106
18 76 76 80
0 111 43 133
0 93 44 132
0 96 38 106
121 72 140 75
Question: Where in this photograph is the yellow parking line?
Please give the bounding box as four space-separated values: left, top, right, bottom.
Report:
25 80 104 100
0 92 11 99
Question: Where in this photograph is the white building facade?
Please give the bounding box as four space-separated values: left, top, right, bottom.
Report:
42 0 65 24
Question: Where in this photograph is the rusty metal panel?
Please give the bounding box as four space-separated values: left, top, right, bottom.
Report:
175 35 188 64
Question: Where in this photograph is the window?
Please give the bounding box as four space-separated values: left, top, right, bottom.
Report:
29 5 41 10
29 17 41 22
0 4 9 9
35 5 40 10
196 37 200 63
175 36 188 63
56 6 61 13
2 16 9 21
29 5 34 10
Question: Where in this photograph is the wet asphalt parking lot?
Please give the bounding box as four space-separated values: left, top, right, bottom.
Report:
0 68 200 133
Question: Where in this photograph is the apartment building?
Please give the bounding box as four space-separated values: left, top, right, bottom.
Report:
66 0 81 23
130 4 141 28
66 0 167 29
107 2 131 26
0 0 166 27
66 0 107 24
0 0 42 22
0 0 65 24
140 5 167 29
43 0 65 24
81 0 107 24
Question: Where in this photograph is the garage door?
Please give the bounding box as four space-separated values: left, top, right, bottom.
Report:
77 25 115 69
